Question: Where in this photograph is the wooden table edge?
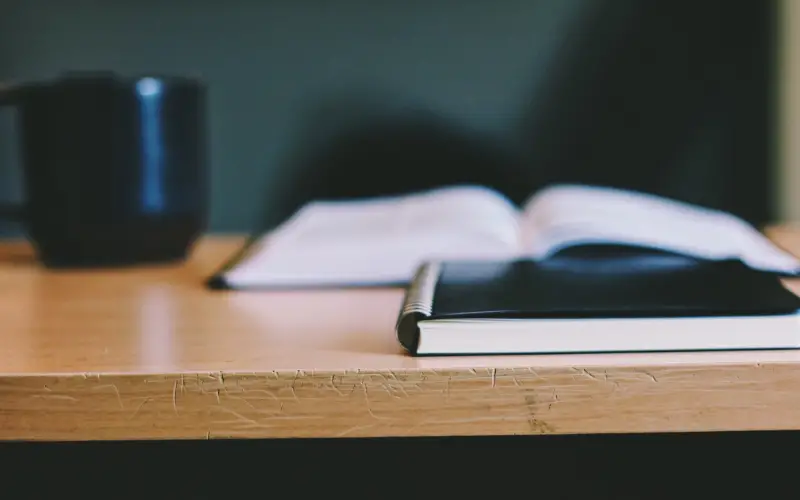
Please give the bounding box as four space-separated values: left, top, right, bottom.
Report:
3 358 800 441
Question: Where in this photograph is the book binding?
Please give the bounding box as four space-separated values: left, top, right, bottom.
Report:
395 261 442 353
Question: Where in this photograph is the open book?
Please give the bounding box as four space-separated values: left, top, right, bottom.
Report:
209 184 800 289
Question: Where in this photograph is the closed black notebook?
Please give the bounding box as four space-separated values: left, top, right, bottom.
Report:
396 253 800 356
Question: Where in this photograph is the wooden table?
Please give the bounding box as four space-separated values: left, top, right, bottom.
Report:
3 229 800 442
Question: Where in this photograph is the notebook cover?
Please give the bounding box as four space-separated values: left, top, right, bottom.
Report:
429 254 800 320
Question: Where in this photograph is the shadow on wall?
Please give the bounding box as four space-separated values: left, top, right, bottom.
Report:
268 92 534 228
515 0 776 224
268 0 776 229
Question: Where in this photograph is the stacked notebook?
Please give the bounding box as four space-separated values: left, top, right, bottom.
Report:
396 256 800 355
208 183 800 356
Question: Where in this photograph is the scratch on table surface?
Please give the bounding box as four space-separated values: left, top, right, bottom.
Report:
236 388 281 402
223 393 258 411
212 406 276 430
329 375 346 397
581 368 601 381
336 424 375 437
362 383 394 421
92 384 124 410
642 371 659 383
172 380 179 415
129 397 153 419
571 367 602 382
30 394 78 402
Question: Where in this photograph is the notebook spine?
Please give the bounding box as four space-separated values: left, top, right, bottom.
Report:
396 261 442 353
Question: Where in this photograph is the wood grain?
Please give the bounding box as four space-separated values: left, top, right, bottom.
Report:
2 230 800 441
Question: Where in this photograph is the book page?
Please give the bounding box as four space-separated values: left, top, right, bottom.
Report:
519 184 800 274
226 185 521 286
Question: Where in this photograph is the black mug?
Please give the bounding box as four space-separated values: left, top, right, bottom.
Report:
0 72 209 267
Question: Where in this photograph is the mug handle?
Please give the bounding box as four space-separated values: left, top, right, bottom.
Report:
0 85 24 221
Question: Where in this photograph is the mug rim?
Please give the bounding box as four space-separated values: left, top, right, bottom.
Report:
4 72 205 94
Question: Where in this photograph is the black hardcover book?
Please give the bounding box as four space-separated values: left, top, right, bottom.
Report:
396 254 800 356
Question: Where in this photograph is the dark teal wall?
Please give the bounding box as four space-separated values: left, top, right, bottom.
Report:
0 0 587 233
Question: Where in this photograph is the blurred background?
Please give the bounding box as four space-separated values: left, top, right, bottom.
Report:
0 0 795 235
